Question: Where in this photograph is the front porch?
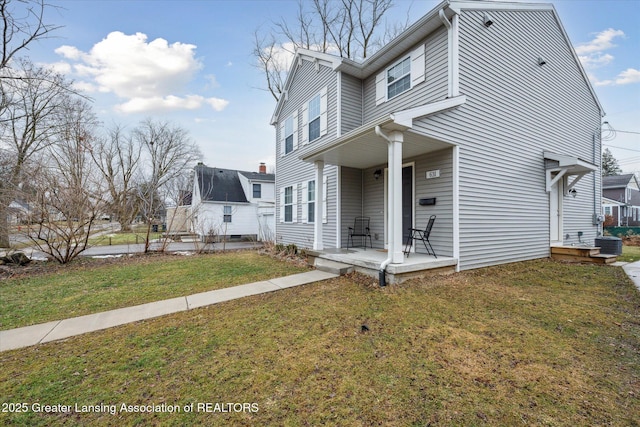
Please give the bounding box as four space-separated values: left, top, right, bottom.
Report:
307 248 458 284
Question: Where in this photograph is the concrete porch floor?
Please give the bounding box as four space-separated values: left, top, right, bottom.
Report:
308 248 458 284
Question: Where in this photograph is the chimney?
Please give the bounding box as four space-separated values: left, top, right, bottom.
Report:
259 162 267 174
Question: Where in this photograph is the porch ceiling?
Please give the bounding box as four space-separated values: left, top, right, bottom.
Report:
302 126 453 169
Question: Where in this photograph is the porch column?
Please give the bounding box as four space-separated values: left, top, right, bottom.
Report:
314 160 324 250
389 131 404 264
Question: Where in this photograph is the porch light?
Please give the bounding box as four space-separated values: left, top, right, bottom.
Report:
374 169 382 180
537 57 547 66
569 188 577 198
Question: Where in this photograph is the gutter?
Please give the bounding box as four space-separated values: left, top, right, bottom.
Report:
375 125 394 287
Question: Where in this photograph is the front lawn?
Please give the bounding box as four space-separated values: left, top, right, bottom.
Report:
0 251 308 330
619 244 640 263
1 259 638 426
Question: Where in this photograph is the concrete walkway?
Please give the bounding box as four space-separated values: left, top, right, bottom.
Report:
622 260 640 292
0 270 337 353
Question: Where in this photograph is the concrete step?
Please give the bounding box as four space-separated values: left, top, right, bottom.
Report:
313 258 353 275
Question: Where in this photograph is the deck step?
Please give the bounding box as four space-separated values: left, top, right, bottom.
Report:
551 246 618 264
313 258 354 275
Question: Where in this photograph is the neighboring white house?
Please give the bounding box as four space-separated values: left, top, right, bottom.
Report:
271 0 604 277
189 163 275 242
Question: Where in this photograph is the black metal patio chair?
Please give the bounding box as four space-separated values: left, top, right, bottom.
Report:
404 215 437 258
347 216 373 250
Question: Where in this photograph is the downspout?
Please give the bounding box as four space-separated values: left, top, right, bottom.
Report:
375 125 393 286
439 9 453 98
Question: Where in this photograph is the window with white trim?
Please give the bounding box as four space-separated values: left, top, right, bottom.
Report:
253 183 261 199
375 44 425 105
308 94 321 142
307 180 316 223
604 206 611 215
302 88 327 144
387 57 411 99
284 116 294 154
223 205 232 223
284 186 293 223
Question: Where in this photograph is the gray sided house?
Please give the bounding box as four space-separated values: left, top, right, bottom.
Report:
602 174 640 226
189 163 275 242
271 0 603 276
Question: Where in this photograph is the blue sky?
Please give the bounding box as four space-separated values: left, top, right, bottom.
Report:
24 0 640 174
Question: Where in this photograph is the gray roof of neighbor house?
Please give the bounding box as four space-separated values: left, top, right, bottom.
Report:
603 174 635 189
195 164 274 203
239 171 275 181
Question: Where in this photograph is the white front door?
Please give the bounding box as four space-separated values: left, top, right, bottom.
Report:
550 177 563 245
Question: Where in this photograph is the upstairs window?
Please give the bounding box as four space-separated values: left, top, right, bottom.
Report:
375 44 425 106
284 116 294 154
387 57 411 99
308 94 321 142
253 183 261 199
280 111 298 157
302 87 327 144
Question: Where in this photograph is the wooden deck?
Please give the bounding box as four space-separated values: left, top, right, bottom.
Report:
550 246 618 264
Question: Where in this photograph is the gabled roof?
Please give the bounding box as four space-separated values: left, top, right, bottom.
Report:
195 165 248 203
195 165 275 203
603 174 637 189
271 0 604 125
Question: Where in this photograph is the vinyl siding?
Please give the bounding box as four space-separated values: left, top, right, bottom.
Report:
411 9 601 270
275 59 338 249
340 167 363 246
341 73 363 134
362 26 448 123
413 149 454 257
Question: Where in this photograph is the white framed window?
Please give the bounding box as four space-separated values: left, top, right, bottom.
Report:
375 44 425 106
308 95 321 142
284 187 293 223
280 185 297 223
223 205 232 223
604 206 612 215
302 87 327 144
303 180 316 223
253 183 261 199
280 111 298 156
387 57 411 99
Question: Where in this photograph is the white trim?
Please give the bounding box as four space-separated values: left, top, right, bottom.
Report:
451 13 459 96
452 145 460 272
322 175 328 224
336 166 341 248
384 162 415 253
301 180 309 223
336 72 342 138
390 95 467 128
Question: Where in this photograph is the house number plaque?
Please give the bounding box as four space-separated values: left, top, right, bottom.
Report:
426 169 440 179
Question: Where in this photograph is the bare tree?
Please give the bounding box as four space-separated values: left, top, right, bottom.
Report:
21 97 105 263
90 124 142 231
253 0 404 101
133 118 201 252
0 58 74 247
1 0 62 70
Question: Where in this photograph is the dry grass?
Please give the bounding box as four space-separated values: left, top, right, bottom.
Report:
0 259 638 426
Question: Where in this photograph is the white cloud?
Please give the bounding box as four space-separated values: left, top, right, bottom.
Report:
575 28 625 56
615 68 640 85
53 31 229 113
576 28 638 87
589 68 640 87
116 95 229 113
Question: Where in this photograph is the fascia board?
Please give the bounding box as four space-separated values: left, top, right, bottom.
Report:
390 95 467 128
